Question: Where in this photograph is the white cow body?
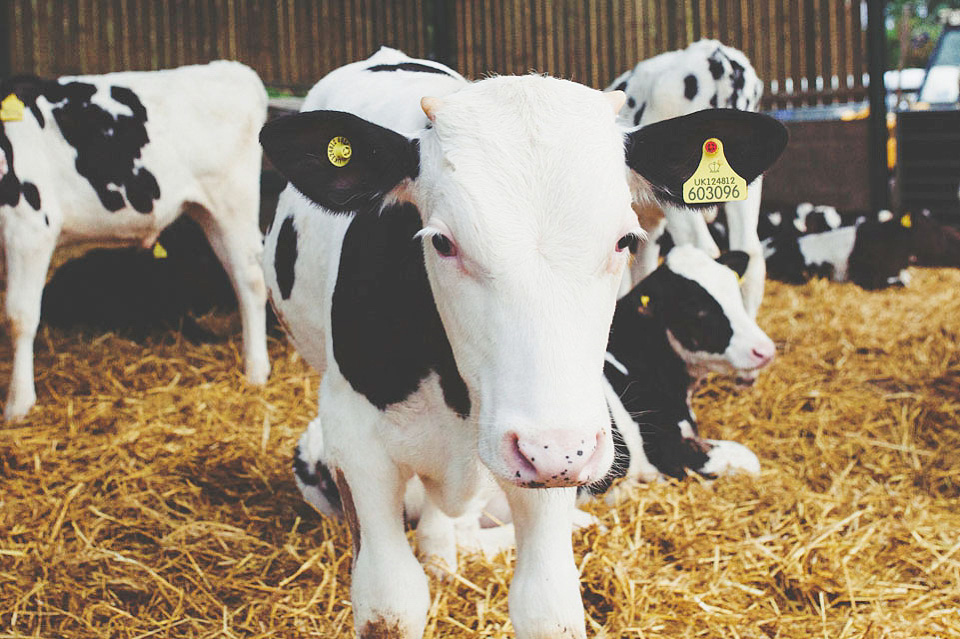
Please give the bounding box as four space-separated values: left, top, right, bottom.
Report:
263 48 786 639
0 61 270 419
609 40 769 317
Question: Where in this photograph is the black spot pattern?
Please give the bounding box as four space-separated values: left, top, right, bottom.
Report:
45 80 160 213
614 80 628 92
728 59 746 107
21 182 40 210
708 52 725 79
367 62 455 77
633 102 646 126
274 215 298 300
293 445 343 515
684 74 699 100
627 97 636 109
710 93 718 108
331 202 470 417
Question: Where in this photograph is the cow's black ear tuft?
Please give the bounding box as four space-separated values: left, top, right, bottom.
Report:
260 110 420 213
625 109 788 209
716 250 750 279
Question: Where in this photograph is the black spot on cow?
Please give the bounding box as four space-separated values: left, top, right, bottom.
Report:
44 80 160 213
331 201 470 417
626 97 636 109
614 80 628 92
21 182 40 210
708 50 726 80
684 74 699 100
728 59 746 107
367 62 455 77
633 102 646 126
274 215 298 300
710 93 718 108
293 445 343 514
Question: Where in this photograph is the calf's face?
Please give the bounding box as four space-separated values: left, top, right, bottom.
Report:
629 246 775 378
260 77 787 488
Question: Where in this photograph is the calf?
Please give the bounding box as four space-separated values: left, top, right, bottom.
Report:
261 47 786 639
608 40 771 317
763 212 915 289
589 245 771 496
0 61 270 420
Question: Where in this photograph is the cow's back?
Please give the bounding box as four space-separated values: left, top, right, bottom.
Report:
612 39 762 128
4 61 266 243
263 49 466 374
62 61 266 193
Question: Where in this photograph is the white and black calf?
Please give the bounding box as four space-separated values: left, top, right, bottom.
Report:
763 212 915 289
589 246 771 497
0 61 270 420
262 47 786 639
608 39 773 317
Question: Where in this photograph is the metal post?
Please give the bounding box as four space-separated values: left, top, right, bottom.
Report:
429 0 452 68
0 0 11 79
867 0 889 212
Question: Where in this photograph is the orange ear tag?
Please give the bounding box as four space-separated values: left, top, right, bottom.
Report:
683 138 748 205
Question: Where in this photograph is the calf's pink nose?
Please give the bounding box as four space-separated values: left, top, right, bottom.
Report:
505 429 608 487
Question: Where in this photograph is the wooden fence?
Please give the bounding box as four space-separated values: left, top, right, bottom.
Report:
4 0 870 109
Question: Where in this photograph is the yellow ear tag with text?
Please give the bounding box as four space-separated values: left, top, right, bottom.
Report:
682 138 747 205
327 136 352 167
900 213 912 228
640 295 650 308
152 242 168 259
0 94 25 122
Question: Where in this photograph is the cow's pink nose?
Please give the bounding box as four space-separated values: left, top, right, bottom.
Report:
751 343 775 367
505 429 608 488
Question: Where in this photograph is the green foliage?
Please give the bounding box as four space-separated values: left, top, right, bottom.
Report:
887 0 960 67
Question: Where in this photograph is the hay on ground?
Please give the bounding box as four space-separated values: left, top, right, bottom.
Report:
1 268 958 638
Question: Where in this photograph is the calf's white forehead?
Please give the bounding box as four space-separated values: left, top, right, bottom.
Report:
418 75 632 228
665 245 741 306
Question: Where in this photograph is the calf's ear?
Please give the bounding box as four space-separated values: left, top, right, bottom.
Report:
625 109 788 209
716 250 750 279
260 110 420 213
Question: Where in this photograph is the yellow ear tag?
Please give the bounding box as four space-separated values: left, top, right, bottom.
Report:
152 242 168 259
640 295 650 307
327 136 352 167
682 138 748 205
0 94 25 122
900 213 912 228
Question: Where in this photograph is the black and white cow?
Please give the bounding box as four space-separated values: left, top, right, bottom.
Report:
608 40 771 318
763 212 915 289
296 245 771 512
261 47 786 639
0 61 270 420
591 245 771 496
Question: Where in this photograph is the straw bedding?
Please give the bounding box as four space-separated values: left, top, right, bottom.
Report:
1 268 958 638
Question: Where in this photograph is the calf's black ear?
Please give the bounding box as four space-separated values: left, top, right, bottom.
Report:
260 110 420 213
625 109 788 208
716 250 750 279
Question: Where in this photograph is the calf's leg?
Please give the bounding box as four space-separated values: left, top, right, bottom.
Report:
320 380 430 639
504 484 585 639
724 176 765 318
3 220 56 421
188 205 270 384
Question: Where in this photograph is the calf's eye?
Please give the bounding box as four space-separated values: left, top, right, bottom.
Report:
431 234 458 257
616 234 639 253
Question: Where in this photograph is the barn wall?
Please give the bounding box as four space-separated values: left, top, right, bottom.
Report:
5 0 869 109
